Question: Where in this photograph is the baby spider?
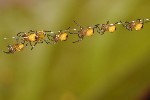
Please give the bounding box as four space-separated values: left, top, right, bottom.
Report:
3 43 24 54
69 20 95 43
17 30 50 50
95 21 120 35
120 18 149 31
47 29 69 44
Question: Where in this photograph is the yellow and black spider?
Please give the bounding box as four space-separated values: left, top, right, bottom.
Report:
95 21 121 35
3 43 24 54
120 18 149 31
47 29 69 44
69 20 96 43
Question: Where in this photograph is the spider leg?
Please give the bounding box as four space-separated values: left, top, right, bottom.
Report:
93 26 96 34
29 42 34 48
98 25 105 35
65 27 70 31
44 39 49 44
47 34 54 41
72 35 84 43
106 21 109 24
121 21 129 29
44 30 51 32
97 27 101 34
3 51 11 54
49 39 57 44
25 42 28 47
46 35 56 44
72 38 83 43
17 32 25 37
37 41 43 44
69 31 78 34
31 42 38 50
3 45 13 54
29 30 35 32
73 20 83 29
95 24 102 34
44 30 51 37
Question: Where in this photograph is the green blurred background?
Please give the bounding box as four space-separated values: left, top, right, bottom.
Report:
0 0 150 100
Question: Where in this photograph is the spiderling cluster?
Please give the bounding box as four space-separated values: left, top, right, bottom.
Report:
1 18 149 54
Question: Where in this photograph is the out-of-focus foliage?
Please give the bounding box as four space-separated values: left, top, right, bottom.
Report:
0 0 150 100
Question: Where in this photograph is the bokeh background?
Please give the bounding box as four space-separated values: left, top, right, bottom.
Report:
0 0 150 100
